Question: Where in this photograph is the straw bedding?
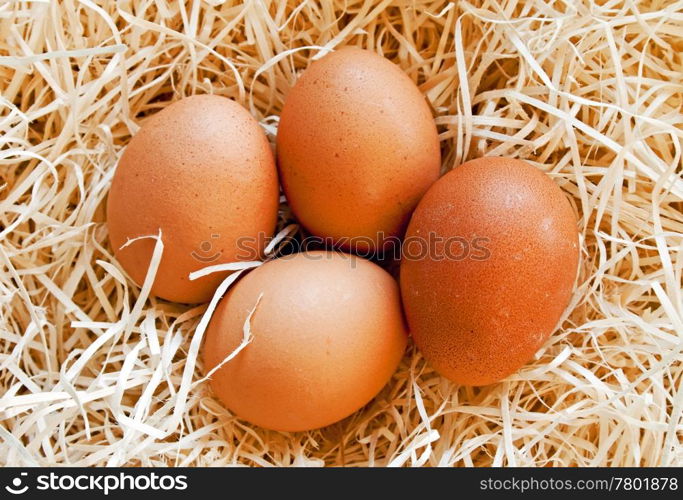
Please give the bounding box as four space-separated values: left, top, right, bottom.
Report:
0 0 682 467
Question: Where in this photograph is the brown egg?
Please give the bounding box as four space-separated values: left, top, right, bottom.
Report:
203 250 407 432
276 47 440 253
400 157 579 386
107 95 279 304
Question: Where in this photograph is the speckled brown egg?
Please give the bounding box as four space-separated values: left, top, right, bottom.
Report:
276 47 441 253
107 95 279 304
400 157 579 386
203 250 407 432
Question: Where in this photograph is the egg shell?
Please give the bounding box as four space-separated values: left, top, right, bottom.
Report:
203 250 407 432
276 47 441 253
400 157 579 386
107 95 279 304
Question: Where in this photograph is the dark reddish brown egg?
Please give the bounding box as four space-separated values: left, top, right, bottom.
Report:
400 157 579 386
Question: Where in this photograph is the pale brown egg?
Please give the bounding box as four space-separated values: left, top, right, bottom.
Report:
276 47 441 253
107 95 279 304
203 250 407 432
400 157 579 386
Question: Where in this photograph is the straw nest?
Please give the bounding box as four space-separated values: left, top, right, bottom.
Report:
1 0 681 467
